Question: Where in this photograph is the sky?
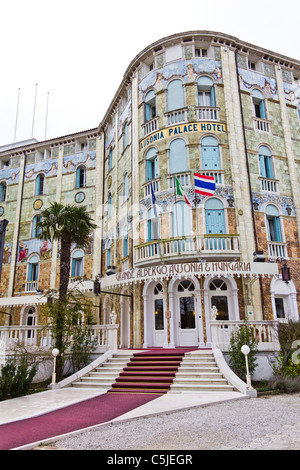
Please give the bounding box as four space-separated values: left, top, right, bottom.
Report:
0 0 299 147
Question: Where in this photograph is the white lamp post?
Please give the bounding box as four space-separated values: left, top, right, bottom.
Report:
241 344 253 390
51 348 59 385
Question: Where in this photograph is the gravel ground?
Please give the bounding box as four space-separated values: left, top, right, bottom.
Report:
41 393 300 451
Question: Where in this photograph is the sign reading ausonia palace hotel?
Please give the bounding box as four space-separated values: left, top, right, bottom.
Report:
139 121 227 150
101 261 278 288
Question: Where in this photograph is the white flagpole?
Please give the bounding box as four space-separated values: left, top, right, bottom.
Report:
174 177 180 254
14 88 20 142
44 92 49 140
31 84 38 138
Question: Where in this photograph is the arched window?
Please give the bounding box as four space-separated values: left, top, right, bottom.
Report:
71 249 84 277
201 136 221 170
35 173 45 196
266 205 282 242
252 89 266 119
76 165 86 188
0 182 7 202
123 225 129 258
146 147 158 181
197 76 215 107
147 207 160 241
169 138 188 174
144 90 156 122
209 278 229 320
27 255 39 291
32 214 42 238
154 283 164 331
172 200 192 237
205 198 226 234
178 279 196 329
24 307 37 339
167 79 184 111
258 145 274 179
108 193 112 218
109 148 113 170
123 173 129 200
123 122 129 150
106 239 112 267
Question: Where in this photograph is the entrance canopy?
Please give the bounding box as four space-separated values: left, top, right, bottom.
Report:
101 261 279 289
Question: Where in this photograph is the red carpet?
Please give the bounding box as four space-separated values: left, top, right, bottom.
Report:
0 392 160 450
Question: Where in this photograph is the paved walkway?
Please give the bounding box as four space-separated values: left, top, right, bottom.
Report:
0 388 245 449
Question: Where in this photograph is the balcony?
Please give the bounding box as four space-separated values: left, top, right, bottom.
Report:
260 177 278 193
253 117 271 133
142 117 159 137
25 281 38 293
268 241 287 259
165 108 188 126
196 106 219 121
144 178 160 198
134 235 240 266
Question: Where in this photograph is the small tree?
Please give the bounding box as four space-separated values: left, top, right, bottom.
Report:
0 353 38 401
228 320 258 381
41 289 97 379
272 320 300 378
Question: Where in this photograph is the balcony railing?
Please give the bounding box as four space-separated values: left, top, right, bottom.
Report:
253 117 271 133
196 106 219 121
268 241 287 259
210 320 283 352
142 117 159 137
168 172 191 189
0 324 119 354
25 281 38 292
260 177 278 193
144 178 160 198
134 235 240 265
199 170 224 185
165 108 188 126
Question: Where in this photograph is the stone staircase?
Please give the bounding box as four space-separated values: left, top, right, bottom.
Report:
70 349 236 393
71 351 133 391
170 350 235 392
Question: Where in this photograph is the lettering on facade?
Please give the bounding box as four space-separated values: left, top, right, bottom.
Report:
139 122 227 150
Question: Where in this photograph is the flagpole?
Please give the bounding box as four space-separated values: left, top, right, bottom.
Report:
31 84 38 138
174 176 180 254
14 88 20 143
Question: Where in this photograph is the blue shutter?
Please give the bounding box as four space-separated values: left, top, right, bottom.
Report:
259 155 266 177
28 262 33 281
35 174 41 195
148 219 152 241
210 87 216 107
0 183 3 202
154 156 158 178
274 217 282 242
259 100 266 119
266 156 273 179
71 258 76 277
169 139 187 173
167 80 184 111
146 161 153 181
145 103 151 121
76 167 80 188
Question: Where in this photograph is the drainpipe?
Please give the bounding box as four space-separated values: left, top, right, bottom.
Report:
234 51 265 319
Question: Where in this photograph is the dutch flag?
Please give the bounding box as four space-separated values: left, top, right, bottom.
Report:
194 173 216 196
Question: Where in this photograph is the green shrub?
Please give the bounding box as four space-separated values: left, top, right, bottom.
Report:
0 355 38 401
228 320 258 381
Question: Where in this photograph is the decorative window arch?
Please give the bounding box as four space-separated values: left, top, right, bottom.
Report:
35 173 45 196
167 79 185 111
197 76 215 107
252 88 267 119
144 90 156 122
146 147 158 181
71 249 84 277
201 136 221 171
27 254 40 291
266 204 282 242
258 145 274 179
76 165 86 188
32 214 42 238
0 181 7 202
169 138 188 174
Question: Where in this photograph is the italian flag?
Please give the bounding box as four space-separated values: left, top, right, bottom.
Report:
175 177 193 208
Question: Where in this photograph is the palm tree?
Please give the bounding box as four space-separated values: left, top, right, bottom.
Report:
37 202 97 379
38 202 97 300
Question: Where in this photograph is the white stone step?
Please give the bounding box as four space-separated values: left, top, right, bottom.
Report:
170 383 235 392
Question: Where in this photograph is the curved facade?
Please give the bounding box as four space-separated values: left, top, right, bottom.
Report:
0 31 300 351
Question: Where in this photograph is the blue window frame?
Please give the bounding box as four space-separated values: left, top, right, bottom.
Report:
266 205 282 242
146 147 158 181
28 255 39 282
258 145 273 179
201 136 220 170
169 139 188 174
252 89 266 119
71 249 84 277
35 173 45 196
76 165 86 188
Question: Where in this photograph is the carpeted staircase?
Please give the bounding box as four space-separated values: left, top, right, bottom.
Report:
108 350 185 395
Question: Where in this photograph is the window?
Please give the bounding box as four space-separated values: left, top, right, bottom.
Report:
0 182 7 202
123 225 129 258
169 138 188 174
258 145 274 179
147 207 160 241
27 255 39 287
123 122 129 150
178 280 195 329
144 90 156 122
266 205 282 242
106 239 112 267
24 307 37 339
108 193 112 218
76 165 86 188
201 136 221 170
35 173 45 196
146 148 158 181
71 249 84 277
32 214 42 238
172 200 192 237
197 76 215 107
275 298 285 319
195 48 208 57
154 283 164 331
210 278 229 320
205 198 226 234
123 173 129 201
252 89 266 119
109 148 113 170
167 79 185 111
